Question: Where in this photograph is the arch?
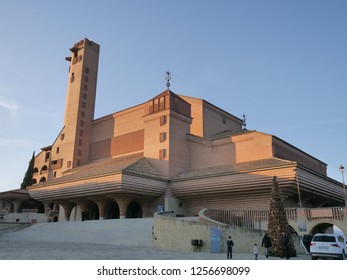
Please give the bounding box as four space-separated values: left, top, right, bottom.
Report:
32 178 37 184
33 167 39 173
289 224 298 236
19 199 45 213
307 219 347 238
40 165 48 174
104 201 120 219
82 202 99 220
126 201 143 218
39 177 46 183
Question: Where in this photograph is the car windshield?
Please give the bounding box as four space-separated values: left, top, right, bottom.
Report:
312 235 336 242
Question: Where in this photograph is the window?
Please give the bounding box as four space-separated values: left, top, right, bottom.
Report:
154 99 159 112
159 97 165 110
60 134 65 141
45 152 50 161
159 149 166 160
40 165 48 174
160 115 167 126
159 132 167 143
56 147 60 154
70 72 75 83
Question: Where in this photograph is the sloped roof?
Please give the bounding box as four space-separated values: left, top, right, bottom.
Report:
206 129 255 140
124 158 165 179
149 89 187 104
30 153 165 188
172 158 296 180
0 188 30 199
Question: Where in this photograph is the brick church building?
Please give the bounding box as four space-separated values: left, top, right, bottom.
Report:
1 38 344 222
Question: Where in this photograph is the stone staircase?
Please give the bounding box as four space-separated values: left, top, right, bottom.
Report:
0 218 154 247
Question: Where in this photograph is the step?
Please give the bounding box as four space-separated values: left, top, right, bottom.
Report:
0 218 154 247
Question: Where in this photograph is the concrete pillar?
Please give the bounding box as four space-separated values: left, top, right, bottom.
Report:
58 201 76 221
11 200 24 213
296 207 308 233
110 195 136 219
71 199 92 221
43 201 53 215
91 198 112 220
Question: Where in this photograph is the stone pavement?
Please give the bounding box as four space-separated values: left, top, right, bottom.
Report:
0 240 310 260
0 218 310 260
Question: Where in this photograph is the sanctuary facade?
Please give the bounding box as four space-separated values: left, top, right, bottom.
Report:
1 38 344 222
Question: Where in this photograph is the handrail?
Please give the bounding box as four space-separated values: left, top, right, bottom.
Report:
200 207 345 229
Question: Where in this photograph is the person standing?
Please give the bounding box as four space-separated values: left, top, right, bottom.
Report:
281 232 290 259
253 244 258 260
226 236 234 259
261 232 272 258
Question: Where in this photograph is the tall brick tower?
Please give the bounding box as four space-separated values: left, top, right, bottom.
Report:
62 38 100 168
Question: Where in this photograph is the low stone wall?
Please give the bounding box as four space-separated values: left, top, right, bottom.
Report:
0 222 31 235
153 212 305 255
0 213 48 223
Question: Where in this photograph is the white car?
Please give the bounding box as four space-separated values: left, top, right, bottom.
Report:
310 233 347 260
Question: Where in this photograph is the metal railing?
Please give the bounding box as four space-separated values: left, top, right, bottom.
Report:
201 207 345 230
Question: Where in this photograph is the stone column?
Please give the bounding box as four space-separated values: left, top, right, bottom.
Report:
11 200 22 213
110 195 136 219
296 207 307 234
91 198 112 220
58 201 76 221
43 201 53 215
71 199 92 221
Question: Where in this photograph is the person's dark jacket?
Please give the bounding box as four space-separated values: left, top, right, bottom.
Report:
262 234 272 248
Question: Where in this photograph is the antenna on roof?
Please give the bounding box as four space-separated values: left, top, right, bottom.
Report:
242 113 247 130
165 70 171 89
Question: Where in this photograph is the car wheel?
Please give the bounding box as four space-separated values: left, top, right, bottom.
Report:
338 254 343 260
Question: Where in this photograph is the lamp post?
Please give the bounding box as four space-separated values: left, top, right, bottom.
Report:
339 165 346 207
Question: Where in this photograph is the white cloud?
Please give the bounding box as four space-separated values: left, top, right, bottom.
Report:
0 88 18 118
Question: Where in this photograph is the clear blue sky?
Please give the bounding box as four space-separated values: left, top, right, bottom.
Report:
0 0 346 192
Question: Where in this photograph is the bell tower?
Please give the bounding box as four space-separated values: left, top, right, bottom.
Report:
62 38 100 168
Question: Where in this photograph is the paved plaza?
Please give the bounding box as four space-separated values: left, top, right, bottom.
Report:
0 219 310 260
0 240 310 260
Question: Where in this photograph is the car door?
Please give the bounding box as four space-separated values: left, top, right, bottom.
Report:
301 234 313 253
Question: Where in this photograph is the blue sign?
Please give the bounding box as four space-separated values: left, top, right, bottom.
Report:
156 205 164 213
210 227 221 253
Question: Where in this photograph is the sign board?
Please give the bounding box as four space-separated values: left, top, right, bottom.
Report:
210 227 221 253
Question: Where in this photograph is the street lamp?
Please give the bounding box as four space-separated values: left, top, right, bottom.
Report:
339 165 346 207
